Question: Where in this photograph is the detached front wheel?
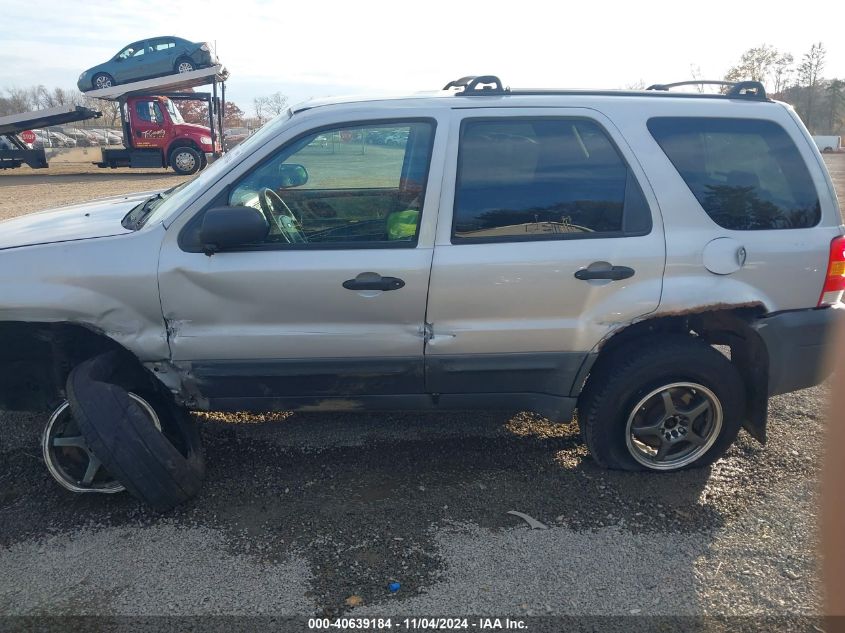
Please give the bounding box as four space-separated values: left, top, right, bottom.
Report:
579 335 745 472
66 353 205 511
42 393 161 494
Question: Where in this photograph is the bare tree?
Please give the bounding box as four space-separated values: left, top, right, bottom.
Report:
826 79 845 133
771 53 794 96
3 86 39 113
689 65 705 92
253 96 268 124
264 92 288 116
798 42 826 131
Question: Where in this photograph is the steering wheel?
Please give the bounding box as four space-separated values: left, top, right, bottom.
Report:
258 188 307 244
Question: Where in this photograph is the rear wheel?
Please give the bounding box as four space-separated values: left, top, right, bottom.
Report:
175 58 195 74
92 73 114 90
169 146 201 175
578 335 745 471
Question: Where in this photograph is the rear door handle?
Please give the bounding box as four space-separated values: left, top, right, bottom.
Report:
574 262 635 281
343 272 405 291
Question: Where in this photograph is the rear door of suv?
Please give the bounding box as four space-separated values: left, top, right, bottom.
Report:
424 107 666 399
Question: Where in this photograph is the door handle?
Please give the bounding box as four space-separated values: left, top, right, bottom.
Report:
574 262 635 281
343 272 405 291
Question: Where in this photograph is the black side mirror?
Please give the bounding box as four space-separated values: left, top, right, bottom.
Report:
278 163 308 188
199 206 269 255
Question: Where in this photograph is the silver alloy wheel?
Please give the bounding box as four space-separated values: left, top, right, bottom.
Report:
174 150 196 172
95 75 112 89
625 382 723 471
42 393 162 494
177 61 194 73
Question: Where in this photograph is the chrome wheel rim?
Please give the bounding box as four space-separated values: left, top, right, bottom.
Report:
42 393 161 494
174 151 196 172
625 382 722 471
95 75 112 89
177 62 194 73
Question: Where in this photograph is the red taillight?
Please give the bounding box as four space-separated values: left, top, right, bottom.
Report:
818 236 845 306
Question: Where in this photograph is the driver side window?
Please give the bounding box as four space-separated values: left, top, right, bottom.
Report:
229 120 435 248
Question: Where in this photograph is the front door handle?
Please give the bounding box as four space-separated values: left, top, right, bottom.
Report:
343 272 405 291
574 262 635 281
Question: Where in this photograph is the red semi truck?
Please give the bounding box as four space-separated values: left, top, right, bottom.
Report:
98 94 221 175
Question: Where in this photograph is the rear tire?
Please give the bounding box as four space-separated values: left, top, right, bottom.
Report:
66 353 205 511
578 335 745 472
169 146 201 175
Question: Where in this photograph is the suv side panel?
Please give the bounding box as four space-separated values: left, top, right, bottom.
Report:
600 98 841 315
424 107 666 397
156 107 450 406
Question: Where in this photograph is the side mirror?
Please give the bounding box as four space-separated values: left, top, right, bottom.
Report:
278 163 308 188
199 206 269 255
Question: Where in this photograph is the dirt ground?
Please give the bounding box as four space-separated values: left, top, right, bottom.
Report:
0 154 843 624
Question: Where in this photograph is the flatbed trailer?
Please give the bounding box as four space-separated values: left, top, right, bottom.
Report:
0 105 102 169
88 65 228 173
0 65 228 173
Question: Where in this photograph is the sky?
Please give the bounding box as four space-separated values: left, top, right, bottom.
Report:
1 0 843 115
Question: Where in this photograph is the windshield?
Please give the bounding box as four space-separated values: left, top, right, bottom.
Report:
164 98 184 124
141 109 293 227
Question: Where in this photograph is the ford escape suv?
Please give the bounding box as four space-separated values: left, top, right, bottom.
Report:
0 76 841 509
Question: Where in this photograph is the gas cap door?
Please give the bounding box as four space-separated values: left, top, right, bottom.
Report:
703 237 747 275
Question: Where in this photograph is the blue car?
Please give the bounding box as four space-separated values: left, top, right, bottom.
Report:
78 36 217 91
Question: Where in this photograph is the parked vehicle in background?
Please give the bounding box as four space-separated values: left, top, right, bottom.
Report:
32 129 76 148
78 37 218 91
91 128 123 145
223 126 251 150
812 135 842 152
56 127 99 147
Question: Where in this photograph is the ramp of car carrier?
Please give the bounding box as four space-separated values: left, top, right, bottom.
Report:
0 105 102 136
84 64 229 100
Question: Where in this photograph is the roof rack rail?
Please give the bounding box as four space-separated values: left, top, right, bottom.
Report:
443 75 509 95
646 80 767 100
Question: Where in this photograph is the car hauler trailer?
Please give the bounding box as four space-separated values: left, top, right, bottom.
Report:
0 65 228 174
87 64 228 174
0 105 102 169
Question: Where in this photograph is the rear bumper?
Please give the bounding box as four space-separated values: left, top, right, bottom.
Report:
752 306 844 396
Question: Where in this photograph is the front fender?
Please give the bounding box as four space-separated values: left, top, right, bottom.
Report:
0 226 169 360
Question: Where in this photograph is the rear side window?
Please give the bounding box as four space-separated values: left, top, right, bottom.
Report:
453 118 652 242
648 117 820 230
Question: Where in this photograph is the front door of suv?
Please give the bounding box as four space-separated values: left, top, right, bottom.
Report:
158 117 443 408
425 108 666 400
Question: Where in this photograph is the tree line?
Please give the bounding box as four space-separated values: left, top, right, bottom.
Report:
722 42 842 134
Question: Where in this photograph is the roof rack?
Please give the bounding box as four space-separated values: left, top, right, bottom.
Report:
440 75 770 102
646 80 767 100
443 75 509 95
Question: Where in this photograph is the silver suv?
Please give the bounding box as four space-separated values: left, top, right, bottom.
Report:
1 76 841 509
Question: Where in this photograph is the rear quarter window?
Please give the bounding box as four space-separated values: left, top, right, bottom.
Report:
647 117 820 230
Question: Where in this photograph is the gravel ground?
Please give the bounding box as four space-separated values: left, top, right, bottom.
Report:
0 155 843 622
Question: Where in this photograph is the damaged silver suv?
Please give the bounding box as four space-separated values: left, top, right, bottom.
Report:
1 76 842 509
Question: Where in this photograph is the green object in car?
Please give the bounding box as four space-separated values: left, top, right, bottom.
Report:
387 210 419 240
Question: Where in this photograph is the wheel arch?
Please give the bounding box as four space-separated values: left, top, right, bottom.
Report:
578 304 771 443
166 138 201 160
0 321 161 411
